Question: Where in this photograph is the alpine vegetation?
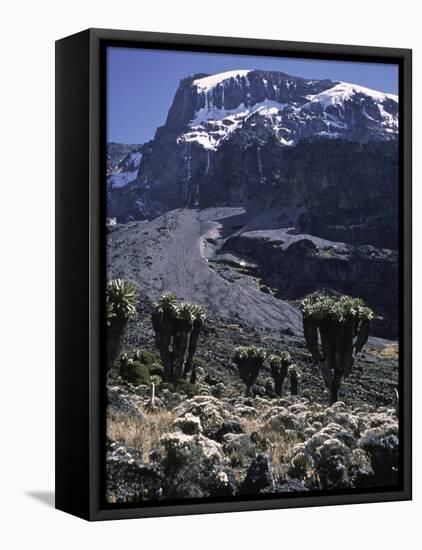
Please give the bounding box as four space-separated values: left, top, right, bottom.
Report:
151 293 206 385
269 352 292 397
105 58 400 504
106 278 138 371
233 346 267 396
300 294 374 404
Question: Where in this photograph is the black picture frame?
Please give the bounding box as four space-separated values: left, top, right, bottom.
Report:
55 28 412 521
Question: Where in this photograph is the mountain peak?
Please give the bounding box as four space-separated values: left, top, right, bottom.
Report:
192 69 251 92
170 72 398 150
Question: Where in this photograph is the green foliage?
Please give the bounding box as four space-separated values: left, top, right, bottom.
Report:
156 291 177 311
288 363 301 379
288 364 301 396
288 452 313 480
300 293 374 323
106 279 139 371
269 351 291 369
300 293 373 403
149 363 164 376
233 346 266 362
193 357 208 371
233 346 266 396
151 293 206 384
120 359 151 386
175 378 199 398
150 374 163 386
158 382 172 392
269 352 291 397
132 349 160 368
279 351 291 363
106 278 138 324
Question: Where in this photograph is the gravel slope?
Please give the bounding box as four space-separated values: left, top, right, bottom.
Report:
107 207 302 334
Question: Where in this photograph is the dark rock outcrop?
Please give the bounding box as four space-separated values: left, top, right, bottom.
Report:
107 70 398 228
240 453 277 494
106 439 162 502
222 227 398 337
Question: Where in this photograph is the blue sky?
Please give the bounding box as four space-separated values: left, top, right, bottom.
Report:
107 47 398 144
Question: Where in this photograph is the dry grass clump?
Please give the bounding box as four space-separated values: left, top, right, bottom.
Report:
371 344 399 360
241 415 300 476
107 407 176 462
377 344 399 360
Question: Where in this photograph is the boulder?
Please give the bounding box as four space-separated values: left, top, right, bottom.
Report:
107 387 147 422
106 439 161 502
240 453 277 495
359 426 399 486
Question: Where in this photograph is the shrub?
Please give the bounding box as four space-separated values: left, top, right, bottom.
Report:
193 357 208 371
150 374 163 386
149 362 164 376
120 359 151 386
175 379 199 398
132 349 160 367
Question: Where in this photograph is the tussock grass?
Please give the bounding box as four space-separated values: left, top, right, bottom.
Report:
241 415 300 476
377 344 399 360
367 343 399 361
107 407 176 462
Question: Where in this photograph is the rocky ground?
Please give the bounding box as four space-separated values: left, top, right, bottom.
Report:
107 206 397 339
106 307 399 503
106 206 399 503
107 380 399 503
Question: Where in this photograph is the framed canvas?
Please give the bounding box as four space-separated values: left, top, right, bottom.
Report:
55 28 412 521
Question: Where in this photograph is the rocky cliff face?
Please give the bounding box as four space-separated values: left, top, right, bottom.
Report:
106 69 399 336
107 70 398 249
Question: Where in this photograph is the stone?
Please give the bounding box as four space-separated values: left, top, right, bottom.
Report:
107 387 147 422
106 439 161 502
240 453 277 495
359 427 399 486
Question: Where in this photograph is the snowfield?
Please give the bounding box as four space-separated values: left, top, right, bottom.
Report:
193 70 251 92
182 71 399 150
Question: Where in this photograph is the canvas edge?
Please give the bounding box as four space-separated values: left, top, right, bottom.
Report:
55 27 412 522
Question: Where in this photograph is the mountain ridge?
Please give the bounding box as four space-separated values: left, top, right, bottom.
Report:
107 69 399 249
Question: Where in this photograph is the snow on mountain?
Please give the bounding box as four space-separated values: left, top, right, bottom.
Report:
180 99 290 150
178 71 398 150
303 81 397 108
193 69 251 92
107 150 142 189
